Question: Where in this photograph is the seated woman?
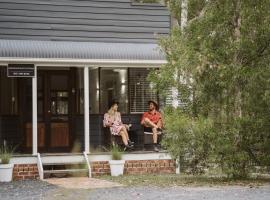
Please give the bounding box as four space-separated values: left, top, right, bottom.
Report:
103 100 134 149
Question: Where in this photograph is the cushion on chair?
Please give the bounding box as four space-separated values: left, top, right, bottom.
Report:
143 127 162 135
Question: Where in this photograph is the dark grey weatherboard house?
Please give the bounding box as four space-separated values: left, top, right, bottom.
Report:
0 0 170 155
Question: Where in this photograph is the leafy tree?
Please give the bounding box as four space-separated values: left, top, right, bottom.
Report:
151 0 270 177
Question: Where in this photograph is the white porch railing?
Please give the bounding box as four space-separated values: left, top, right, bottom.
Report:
37 153 44 180
83 151 92 178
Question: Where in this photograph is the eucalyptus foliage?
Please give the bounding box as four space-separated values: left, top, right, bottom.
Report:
150 0 270 177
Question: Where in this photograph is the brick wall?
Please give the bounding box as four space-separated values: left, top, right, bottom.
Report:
92 159 175 176
125 159 175 175
13 164 39 180
13 159 175 180
92 161 110 176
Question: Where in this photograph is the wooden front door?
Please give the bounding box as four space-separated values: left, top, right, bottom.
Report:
24 69 73 152
47 71 70 151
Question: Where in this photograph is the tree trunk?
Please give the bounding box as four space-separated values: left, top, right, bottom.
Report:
233 0 242 118
172 0 189 108
181 0 188 31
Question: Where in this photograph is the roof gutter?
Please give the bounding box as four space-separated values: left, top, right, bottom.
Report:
0 57 167 68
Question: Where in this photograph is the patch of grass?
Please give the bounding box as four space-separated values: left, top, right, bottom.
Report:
99 174 270 187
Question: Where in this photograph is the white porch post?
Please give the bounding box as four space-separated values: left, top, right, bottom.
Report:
32 65 38 155
84 66 90 153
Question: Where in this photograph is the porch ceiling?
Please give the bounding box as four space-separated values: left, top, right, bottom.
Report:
0 39 166 66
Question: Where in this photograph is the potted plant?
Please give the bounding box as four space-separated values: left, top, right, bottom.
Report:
0 144 14 182
109 144 125 176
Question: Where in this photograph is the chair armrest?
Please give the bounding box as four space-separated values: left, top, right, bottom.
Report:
143 131 162 135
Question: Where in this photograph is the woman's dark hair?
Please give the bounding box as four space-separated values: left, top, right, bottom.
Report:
109 100 119 109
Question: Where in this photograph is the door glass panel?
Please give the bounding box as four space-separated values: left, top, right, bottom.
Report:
50 91 69 116
57 100 68 114
50 74 69 120
51 100 57 114
57 92 68 98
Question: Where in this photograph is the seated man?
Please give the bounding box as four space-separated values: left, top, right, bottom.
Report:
141 100 163 152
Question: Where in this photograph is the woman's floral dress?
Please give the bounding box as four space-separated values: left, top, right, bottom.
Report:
103 112 124 135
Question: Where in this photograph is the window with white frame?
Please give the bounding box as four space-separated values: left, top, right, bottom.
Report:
100 68 128 114
81 67 159 114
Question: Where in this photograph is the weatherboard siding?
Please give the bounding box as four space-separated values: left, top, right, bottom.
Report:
0 0 170 43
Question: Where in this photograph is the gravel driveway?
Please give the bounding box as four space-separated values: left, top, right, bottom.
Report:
0 180 269 200
87 186 270 200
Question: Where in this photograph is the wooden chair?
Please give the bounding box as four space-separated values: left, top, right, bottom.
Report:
103 127 123 148
143 127 163 149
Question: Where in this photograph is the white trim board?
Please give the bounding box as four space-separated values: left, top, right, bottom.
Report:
9 152 173 165
0 58 167 68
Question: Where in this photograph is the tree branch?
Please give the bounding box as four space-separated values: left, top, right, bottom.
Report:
187 5 207 25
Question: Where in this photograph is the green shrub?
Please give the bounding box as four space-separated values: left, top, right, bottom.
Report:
162 109 270 178
215 118 270 178
215 126 250 178
162 109 216 174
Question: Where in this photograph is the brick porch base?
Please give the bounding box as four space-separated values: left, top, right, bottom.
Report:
13 159 175 180
13 164 39 180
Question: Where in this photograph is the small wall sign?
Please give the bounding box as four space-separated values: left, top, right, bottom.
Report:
7 64 35 77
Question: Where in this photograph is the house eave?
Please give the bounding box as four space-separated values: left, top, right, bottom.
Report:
0 57 167 68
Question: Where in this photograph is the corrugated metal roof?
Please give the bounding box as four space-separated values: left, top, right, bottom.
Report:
0 39 165 61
